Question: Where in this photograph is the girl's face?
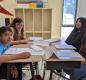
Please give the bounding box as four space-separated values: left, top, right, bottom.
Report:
15 22 24 32
1 31 12 44
75 19 82 29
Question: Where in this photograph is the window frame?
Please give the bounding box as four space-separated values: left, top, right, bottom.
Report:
62 0 78 27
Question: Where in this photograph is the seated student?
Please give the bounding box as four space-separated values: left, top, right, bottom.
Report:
72 32 86 80
64 17 86 80
0 26 31 79
65 17 86 52
10 17 29 45
10 17 35 79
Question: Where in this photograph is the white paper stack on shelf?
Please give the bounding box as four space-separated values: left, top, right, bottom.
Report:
54 50 85 61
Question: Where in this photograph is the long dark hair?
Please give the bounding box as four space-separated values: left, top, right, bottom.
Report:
75 17 86 29
65 17 86 52
10 17 24 40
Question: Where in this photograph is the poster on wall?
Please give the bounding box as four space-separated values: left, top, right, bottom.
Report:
16 0 48 8
16 0 48 3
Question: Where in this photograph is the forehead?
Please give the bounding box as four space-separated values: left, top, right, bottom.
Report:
77 19 81 22
16 22 23 25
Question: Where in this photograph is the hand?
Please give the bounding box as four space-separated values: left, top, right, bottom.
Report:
10 65 18 79
18 52 31 59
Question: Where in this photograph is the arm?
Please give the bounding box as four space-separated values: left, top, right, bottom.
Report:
10 39 29 45
0 52 31 63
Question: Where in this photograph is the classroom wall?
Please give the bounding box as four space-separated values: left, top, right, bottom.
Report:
77 0 86 18
0 0 63 39
48 0 63 39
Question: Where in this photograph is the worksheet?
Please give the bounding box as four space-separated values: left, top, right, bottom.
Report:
4 48 45 56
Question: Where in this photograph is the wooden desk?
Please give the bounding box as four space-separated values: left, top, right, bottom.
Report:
45 48 85 70
6 43 43 63
45 54 84 70
7 55 42 63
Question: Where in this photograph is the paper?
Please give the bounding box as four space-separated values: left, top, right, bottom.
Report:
54 50 84 60
30 45 43 51
4 48 45 56
29 37 43 41
33 41 50 46
56 40 67 45
55 44 76 50
44 47 53 59
44 39 60 43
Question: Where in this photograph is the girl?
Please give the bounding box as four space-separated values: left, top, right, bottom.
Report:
65 17 86 80
72 32 86 80
10 17 35 79
65 17 86 52
0 26 31 79
10 17 29 45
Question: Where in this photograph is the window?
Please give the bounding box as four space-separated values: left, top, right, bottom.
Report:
61 0 78 39
62 0 78 26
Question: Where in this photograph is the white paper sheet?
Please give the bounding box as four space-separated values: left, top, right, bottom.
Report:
55 50 84 60
44 39 60 43
4 48 45 56
33 41 50 46
55 44 76 50
29 37 43 41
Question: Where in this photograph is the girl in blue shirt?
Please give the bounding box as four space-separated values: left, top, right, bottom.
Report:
0 26 31 79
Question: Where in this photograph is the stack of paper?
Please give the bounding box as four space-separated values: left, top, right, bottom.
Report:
33 41 50 47
55 44 76 50
44 46 54 59
33 39 60 47
54 50 84 60
44 38 60 43
29 37 43 41
4 47 45 56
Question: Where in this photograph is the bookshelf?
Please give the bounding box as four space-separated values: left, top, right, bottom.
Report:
15 8 52 39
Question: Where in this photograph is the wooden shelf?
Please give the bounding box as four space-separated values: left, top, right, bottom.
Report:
43 33 51 39
15 9 24 20
25 9 33 31
43 9 52 31
33 33 42 37
26 33 33 37
34 9 42 31
15 8 52 39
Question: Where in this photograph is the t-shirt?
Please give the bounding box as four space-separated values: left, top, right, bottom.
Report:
0 42 10 55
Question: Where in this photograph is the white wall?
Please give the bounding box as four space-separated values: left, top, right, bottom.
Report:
48 0 63 39
77 0 86 18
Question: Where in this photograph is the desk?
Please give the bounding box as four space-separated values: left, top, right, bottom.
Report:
7 55 42 63
43 41 85 80
5 41 85 80
45 54 84 70
6 44 43 80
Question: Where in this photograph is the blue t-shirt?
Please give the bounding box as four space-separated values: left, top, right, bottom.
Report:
0 42 10 55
